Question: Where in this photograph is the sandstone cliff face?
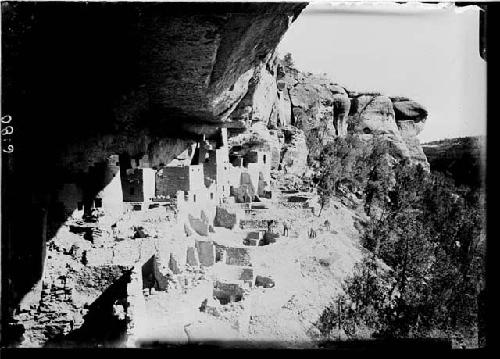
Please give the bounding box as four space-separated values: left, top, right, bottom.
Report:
137 3 306 131
280 128 308 176
3 2 306 136
202 53 429 178
268 64 430 168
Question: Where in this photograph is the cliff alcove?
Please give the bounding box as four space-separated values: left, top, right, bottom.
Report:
1 1 307 344
1 2 436 348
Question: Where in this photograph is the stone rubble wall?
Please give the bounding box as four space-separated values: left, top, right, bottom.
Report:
266 61 430 169
213 204 242 230
126 266 147 347
11 258 129 346
195 240 216 267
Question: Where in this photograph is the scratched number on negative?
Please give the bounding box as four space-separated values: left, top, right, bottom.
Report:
2 115 14 153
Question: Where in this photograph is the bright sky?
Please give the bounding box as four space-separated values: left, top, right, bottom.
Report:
277 2 486 143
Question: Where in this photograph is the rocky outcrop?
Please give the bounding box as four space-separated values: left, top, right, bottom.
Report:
349 95 399 135
346 94 428 166
287 71 348 148
230 62 278 127
280 127 309 176
397 120 428 166
276 86 293 128
332 94 351 137
392 98 428 124
275 65 429 168
222 57 416 182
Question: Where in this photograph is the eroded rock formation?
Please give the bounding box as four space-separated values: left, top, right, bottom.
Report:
277 66 430 168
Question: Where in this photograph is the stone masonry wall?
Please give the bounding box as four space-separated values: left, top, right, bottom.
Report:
156 166 190 198
125 266 147 347
121 169 145 202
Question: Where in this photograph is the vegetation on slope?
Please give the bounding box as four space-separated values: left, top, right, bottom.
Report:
312 134 486 348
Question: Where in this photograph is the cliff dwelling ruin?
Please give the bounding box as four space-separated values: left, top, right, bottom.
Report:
1 1 452 349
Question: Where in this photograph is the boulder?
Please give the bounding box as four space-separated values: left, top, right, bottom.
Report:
393 100 428 124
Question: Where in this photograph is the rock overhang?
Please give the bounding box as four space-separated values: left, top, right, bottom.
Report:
2 2 308 142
